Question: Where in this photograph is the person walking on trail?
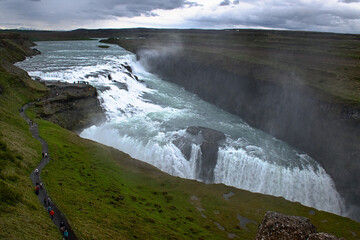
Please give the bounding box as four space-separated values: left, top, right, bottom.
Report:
47 205 52 213
49 209 54 219
34 183 40 195
35 168 39 175
60 222 66 234
63 229 69 239
42 152 44 159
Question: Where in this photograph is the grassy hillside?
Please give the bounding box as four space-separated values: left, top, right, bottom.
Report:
0 34 59 239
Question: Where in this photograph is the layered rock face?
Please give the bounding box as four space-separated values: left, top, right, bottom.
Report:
38 81 105 132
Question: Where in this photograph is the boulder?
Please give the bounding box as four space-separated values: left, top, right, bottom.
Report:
255 211 317 240
173 126 225 182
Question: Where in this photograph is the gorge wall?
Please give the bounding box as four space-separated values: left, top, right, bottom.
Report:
135 48 360 220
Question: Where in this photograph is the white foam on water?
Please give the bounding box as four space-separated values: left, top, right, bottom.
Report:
214 143 344 214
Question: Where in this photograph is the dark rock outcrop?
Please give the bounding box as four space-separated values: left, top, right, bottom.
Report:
37 81 106 132
121 63 133 74
255 212 343 240
172 126 225 182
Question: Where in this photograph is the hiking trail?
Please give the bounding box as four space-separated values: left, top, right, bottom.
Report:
20 103 77 240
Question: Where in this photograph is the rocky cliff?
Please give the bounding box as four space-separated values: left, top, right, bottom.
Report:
35 81 105 132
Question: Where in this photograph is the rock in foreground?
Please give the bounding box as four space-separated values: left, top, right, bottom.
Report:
255 211 342 240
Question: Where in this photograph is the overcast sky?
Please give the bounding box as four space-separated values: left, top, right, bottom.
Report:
0 0 360 33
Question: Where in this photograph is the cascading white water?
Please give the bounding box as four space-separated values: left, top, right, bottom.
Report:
16 40 345 216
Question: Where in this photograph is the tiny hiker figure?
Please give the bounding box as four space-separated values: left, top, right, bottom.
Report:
60 221 65 234
34 183 40 195
42 152 44 159
63 229 69 240
35 168 39 175
49 209 54 219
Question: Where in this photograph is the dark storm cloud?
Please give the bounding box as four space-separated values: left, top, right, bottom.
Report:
0 0 191 28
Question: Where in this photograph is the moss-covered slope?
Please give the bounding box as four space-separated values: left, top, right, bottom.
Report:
0 33 59 239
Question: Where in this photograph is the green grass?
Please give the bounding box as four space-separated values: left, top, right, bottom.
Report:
0 62 59 239
25 113 360 239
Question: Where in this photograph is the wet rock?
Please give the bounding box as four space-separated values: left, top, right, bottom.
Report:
173 126 225 182
255 211 317 240
30 48 41 56
172 137 193 161
113 81 128 91
121 63 133 74
308 232 343 240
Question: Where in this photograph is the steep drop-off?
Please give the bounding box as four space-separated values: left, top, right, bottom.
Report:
35 81 105 132
102 29 360 220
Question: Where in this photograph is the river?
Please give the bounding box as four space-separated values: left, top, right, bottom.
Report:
16 40 345 216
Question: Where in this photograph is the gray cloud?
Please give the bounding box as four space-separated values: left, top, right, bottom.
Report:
0 0 359 33
219 0 241 6
220 0 231 6
0 0 191 28
190 0 360 33
339 0 360 2
184 1 202 7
